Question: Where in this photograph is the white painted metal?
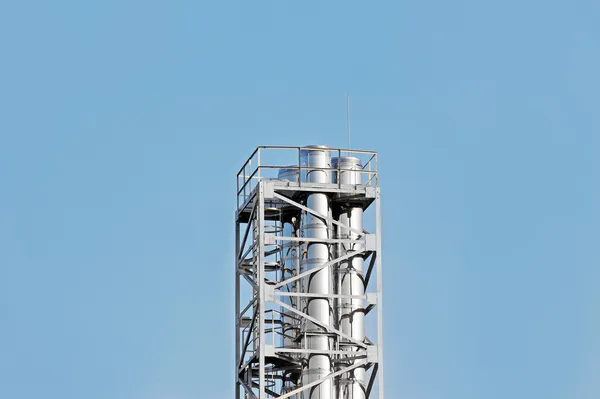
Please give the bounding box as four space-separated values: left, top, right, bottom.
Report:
300 146 334 399
333 157 365 399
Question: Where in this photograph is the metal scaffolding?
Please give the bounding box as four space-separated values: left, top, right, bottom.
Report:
235 146 384 399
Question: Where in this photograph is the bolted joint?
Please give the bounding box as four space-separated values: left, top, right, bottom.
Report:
262 182 275 199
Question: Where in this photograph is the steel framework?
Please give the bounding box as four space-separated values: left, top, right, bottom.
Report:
235 146 384 399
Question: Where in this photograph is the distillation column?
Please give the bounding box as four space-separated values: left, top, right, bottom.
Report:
300 146 333 399
334 157 366 399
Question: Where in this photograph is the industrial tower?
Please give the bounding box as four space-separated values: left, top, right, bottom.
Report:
235 146 384 399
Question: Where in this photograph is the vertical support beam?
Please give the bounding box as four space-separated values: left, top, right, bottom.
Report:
298 148 302 188
375 187 385 399
235 215 241 399
257 182 266 398
257 147 261 180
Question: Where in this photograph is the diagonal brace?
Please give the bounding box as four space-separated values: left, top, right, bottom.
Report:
273 250 363 289
273 192 366 237
274 299 367 349
276 359 367 399
237 200 257 260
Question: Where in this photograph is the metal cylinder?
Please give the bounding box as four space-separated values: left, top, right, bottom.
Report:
300 146 334 399
279 166 300 183
279 168 301 397
333 157 366 399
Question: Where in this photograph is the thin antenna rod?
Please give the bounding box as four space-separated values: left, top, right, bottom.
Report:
346 93 351 153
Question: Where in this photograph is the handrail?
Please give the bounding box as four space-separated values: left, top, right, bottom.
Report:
236 147 259 178
362 153 377 170
237 146 377 177
237 167 259 196
236 146 379 207
257 145 377 155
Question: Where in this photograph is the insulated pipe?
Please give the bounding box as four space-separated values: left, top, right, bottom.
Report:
278 167 301 350
300 146 333 399
278 167 301 398
280 219 299 396
333 157 366 399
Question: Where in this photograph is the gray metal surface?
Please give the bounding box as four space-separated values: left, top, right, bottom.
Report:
300 146 333 399
279 167 301 398
235 146 383 399
333 157 365 399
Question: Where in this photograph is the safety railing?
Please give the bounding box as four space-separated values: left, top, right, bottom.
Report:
237 146 378 208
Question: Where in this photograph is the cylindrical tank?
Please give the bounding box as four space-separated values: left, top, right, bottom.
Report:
279 166 301 183
333 157 366 399
300 146 334 399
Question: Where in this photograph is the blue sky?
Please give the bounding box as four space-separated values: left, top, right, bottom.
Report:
1 1 599 398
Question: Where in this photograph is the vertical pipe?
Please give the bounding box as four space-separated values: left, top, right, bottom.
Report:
278 167 301 398
280 218 295 343
333 157 366 399
300 146 333 399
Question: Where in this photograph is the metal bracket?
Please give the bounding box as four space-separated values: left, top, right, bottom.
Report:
367 293 377 305
367 345 378 363
365 234 377 251
263 182 275 199
264 284 275 301
265 233 276 245
366 186 377 198
264 344 275 357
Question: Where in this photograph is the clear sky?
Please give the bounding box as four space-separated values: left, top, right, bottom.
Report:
1 1 599 398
